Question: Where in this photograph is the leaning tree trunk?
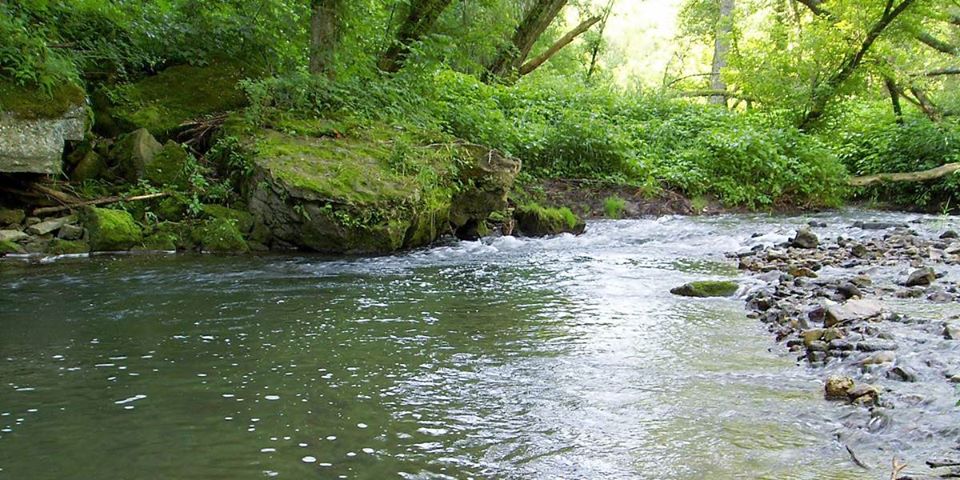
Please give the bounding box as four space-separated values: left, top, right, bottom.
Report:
378 0 454 73
486 0 568 80
309 0 343 77
709 0 735 105
519 15 601 76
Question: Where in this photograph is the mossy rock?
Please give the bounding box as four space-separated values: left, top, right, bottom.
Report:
108 128 163 182
670 280 739 298
81 207 143 252
154 194 191 221
70 151 108 182
141 231 179 251
201 204 254 234
193 218 249 254
0 79 87 120
0 239 25 255
0 208 26 227
145 141 191 187
108 63 250 139
243 120 517 254
513 204 585 237
47 239 89 255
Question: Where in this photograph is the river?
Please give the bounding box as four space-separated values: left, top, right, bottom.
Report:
1 211 956 479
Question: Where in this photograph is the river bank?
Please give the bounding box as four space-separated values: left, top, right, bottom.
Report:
723 216 960 479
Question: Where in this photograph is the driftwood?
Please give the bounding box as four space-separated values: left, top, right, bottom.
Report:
32 192 170 216
848 162 960 187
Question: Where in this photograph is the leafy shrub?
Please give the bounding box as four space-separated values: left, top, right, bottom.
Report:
603 196 626 219
826 104 960 209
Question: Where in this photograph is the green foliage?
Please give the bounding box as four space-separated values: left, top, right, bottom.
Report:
603 196 626 219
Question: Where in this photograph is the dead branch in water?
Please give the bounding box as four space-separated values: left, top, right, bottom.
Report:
890 457 907 480
846 444 871 470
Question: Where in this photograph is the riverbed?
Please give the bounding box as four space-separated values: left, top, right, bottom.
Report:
1 211 957 479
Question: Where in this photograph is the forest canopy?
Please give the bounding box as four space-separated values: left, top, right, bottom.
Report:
2 0 959 210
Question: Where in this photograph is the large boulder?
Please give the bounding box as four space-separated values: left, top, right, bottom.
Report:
824 299 883 327
513 204 585 237
81 207 142 252
106 63 250 140
245 122 519 254
0 81 88 174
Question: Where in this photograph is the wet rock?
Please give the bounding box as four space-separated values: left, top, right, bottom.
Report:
861 351 896 365
941 230 959 240
927 456 960 468
856 340 898 352
895 288 924 299
808 221 827 228
927 288 954 303
789 266 818 278
806 340 829 352
854 221 905 230
806 350 827 364
850 243 869 258
25 217 40 227
670 280 738 298
945 324 960 340
905 267 936 287
0 229 28 243
791 227 819 249
835 281 862 300
824 299 883 327
57 224 84 241
825 375 854 400
847 384 880 405
26 215 74 236
887 365 917 382
0 208 25 227
828 339 853 351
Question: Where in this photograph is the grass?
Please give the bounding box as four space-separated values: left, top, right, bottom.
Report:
603 195 626 219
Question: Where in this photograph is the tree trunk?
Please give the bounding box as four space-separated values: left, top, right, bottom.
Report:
486 0 567 80
586 0 616 81
883 76 904 124
378 0 454 73
309 0 342 77
915 31 959 56
799 0 917 130
710 0 735 105
849 163 960 187
519 16 601 76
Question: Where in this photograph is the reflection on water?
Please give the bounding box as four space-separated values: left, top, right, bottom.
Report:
2 211 950 479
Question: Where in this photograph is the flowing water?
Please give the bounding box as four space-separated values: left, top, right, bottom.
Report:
1 211 957 479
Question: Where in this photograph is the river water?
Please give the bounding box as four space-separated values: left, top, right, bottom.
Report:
1 211 957 479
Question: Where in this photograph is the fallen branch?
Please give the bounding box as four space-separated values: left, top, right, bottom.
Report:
32 192 170 216
848 162 960 187
846 444 871 470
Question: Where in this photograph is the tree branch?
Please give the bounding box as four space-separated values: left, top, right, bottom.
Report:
519 16 601 75
915 31 959 56
674 89 758 102
926 67 960 76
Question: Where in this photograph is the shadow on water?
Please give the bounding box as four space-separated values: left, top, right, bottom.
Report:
3 210 954 479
